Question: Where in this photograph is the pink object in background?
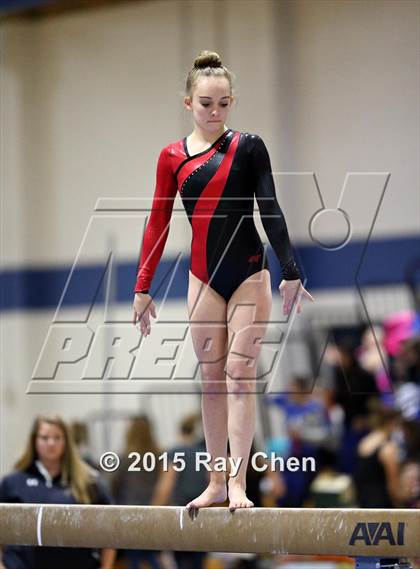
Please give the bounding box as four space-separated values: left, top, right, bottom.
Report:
383 310 415 357
375 368 393 393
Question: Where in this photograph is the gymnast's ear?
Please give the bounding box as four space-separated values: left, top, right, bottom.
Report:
227 94 236 108
184 96 193 110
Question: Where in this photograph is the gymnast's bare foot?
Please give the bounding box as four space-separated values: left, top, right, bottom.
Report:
228 478 254 510
186 480 227 510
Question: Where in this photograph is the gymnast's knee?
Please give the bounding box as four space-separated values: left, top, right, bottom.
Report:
201 369 227 395
225 363 255 392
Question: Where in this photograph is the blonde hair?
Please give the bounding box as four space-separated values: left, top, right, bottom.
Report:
123 415 160 456
185 50 235 99
14 415 98 504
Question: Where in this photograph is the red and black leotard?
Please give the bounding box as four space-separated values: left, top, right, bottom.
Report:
134 128 300 302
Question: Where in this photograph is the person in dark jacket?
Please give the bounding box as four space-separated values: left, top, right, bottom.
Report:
0 415 115 569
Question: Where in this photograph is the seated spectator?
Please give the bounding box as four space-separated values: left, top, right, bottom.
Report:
0 415 115 569
324 338 379 474
313 384 345 454
329 338 379 430
308 448 355 508
394 337 420 420
353 407 401 508
267 376 331 507
152 414 208 569
111 415 163 569
358 325 393 395
267 376 331 456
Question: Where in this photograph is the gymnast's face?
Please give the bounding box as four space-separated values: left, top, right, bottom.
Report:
35 421 66 465
185 76 233 134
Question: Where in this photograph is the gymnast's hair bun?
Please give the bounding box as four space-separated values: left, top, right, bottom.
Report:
194 50 223 69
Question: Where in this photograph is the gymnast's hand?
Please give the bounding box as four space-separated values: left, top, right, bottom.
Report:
133 293 157 337
279 279 314 315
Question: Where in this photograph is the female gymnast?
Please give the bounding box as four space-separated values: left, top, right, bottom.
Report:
133 50 314 511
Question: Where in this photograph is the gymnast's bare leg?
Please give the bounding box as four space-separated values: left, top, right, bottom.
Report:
225 269 272 509
186 270 229 509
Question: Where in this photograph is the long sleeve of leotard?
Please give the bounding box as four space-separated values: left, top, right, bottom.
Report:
251 135 301 280
134 147 177 293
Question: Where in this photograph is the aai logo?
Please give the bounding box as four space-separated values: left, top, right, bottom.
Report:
349 522 405 546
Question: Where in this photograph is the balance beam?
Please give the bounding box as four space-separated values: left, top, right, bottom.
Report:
0 505 418 556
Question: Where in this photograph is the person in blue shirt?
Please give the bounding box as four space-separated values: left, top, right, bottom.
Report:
0 415 116 569
268 376 331 453
267 376 331 507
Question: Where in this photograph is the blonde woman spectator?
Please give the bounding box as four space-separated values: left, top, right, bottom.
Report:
0 415 115 569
